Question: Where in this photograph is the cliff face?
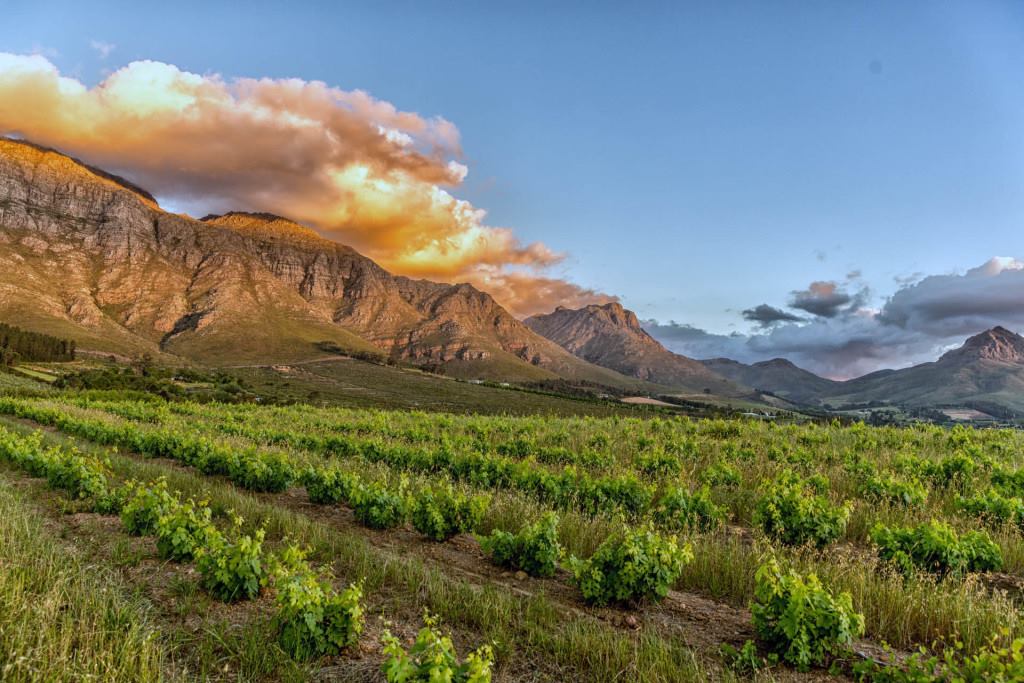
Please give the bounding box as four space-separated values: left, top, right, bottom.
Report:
525 303 745 395
0 138 641 385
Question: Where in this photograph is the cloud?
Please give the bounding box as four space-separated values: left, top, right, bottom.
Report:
0 52 611 317
89 41 116 59
878 257 1024 336
788 281 859 318
741 304 804 327
646 257 1024 379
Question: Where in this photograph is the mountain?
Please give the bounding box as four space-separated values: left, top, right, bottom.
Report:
822 326 1024 415
0 137 653 387
524 303 745 395
700 357 840 405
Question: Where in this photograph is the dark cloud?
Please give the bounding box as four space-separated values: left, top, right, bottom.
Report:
878 258 1024 336
741 304 804 327
786 280 868 317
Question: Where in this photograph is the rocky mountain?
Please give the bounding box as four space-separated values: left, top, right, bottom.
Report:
822 326 1024 415
0 137 653 387
700 357 840 405
525 303 745 395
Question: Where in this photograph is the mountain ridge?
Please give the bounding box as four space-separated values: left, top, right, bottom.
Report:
0 137 654 389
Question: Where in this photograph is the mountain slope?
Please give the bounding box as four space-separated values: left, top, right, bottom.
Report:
525 303 746 395
0 138 651 387
822 327 1024 414
700 357 840 405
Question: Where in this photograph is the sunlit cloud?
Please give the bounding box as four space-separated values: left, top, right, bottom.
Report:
0 52 612 317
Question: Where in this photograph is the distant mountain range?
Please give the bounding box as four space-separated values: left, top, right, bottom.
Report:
525 304 1024 418
1 137 1022 418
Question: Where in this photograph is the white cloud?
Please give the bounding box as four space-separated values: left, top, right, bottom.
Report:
89 41 116 59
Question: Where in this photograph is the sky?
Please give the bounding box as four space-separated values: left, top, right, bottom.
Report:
1 1 1023 377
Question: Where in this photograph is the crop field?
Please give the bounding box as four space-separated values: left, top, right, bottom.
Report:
2 394 1024 681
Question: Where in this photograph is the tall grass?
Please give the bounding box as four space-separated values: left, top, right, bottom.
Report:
0 475 168 682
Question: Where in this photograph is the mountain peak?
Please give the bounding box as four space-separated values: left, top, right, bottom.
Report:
201 211 321 241
0 137 159 207
525 303 744 395
941 326 1024 365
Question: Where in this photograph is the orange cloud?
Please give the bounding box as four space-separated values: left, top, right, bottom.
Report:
0 53 613 317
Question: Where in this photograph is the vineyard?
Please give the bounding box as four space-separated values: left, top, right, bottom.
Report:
3 394 1024 681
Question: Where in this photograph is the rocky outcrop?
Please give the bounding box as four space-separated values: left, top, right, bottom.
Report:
526 302 744 395
938 326 1024 365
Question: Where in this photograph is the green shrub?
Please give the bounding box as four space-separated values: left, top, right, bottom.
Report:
479 512 562 577
154 498 221 561
120 479 177 536
860 474 927 507
302 466 360 505
410 486 488 541
700 460 742 487
754 473 850 548
957 489 1024 528
569 524 692 606
272 546 364 660
870 520 1002 577
752 557 864 671
653 484 725 531
352 482 407 530
381 612 494 683
228 449 294 493
635 448 681 477
195 519 267 601
45 451 111 501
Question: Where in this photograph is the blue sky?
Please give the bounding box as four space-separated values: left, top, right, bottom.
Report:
2 1 1024 374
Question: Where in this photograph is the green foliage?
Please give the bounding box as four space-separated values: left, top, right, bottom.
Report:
854 632 1024 682
120 478 177 536
44 450 111 502
195 518 267 601
870 520 1003 577
302 466 360 505
754 472 850 548
228 449 294 492
652 484 725 531
410 486 488 542
154 498 221 561
569 524 692 606
752 557 864 672
956 489 1024 528
0 322 75 364
700 460 741 487
635 448 681 477
479 512 562 577
720 640 776 675
352 481 408 530
272 545 364 660
860 473 928 507
381 612 494 683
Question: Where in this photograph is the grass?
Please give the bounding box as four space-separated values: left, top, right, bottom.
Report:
0 473 168 682
227 359 658 417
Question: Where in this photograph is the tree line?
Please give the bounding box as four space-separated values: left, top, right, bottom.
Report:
0 323 76 366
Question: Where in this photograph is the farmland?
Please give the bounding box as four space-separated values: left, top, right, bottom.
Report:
2 391 1024 681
